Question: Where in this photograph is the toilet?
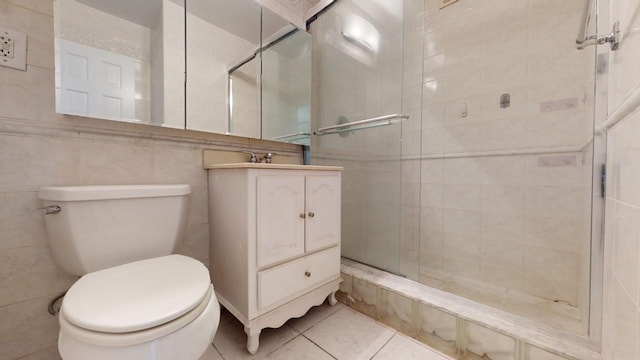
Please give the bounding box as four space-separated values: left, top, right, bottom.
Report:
39 184 220 360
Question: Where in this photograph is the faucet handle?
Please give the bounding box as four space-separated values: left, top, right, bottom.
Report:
261 152 276 164
242 151 258 163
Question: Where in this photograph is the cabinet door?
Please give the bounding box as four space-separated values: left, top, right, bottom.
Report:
305 175 341 252
257 175 306 267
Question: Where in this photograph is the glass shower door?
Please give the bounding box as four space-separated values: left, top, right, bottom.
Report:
310 0 404 274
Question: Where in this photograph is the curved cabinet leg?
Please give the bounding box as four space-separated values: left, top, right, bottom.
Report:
328 291 338 306
244 326 261 355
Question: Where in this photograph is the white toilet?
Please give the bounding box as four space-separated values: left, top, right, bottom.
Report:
39 184 220 360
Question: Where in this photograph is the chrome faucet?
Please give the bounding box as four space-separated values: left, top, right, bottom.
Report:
242 151 258 163
261 152 275 164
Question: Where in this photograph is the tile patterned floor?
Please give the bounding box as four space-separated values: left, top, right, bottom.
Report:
200 302 452 360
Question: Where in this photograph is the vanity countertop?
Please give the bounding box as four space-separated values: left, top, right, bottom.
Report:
204 163 343 171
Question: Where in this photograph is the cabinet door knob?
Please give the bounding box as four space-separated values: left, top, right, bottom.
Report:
308 212 315 218
305 271 311 277
299 213 306 219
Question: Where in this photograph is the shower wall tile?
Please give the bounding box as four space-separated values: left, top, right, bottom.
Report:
481 118 527 151
350 278 379 319
423 54 446 83
420 229 444 270
525 187 583 221
611 199 640 303
443 158 482 185
421 128 445 155
466 322 516 360
480 185 526 215
525 155 582 188
443 209 481 235
528 346 567 360
479 265 524 292
443 184 480 211
379 289 417 336
417 304 458 357
481 213 525 244
480 238 525 275
444 97 484 126
420 159 444 184
524 246 579 304
478 157 526 186
420 205 444 230
421 183 444 208
524 216 582 254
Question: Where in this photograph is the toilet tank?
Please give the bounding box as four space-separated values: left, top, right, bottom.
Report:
39 185 191 276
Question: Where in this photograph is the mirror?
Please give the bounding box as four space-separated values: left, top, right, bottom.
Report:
260 29 312 145
54 0 314 144
54 0 186 129
185 1 312 142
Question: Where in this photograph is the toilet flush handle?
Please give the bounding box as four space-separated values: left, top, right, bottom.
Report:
40 205 61 215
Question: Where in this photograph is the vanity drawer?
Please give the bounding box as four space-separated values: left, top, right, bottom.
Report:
257 246 340 309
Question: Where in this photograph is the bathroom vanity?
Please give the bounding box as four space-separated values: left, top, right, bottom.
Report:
206 163 342 354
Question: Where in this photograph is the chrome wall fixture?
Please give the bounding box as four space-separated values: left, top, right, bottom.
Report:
576 0 620 50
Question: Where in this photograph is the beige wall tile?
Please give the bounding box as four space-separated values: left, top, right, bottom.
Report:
0 191 48 249
0 246 59 307
0 297 59 360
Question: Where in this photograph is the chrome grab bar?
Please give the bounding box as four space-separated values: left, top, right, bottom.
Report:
315 114 409 135
272 131 311 140
576 0 620 50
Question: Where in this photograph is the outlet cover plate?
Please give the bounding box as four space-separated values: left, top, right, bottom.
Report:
0 26 27 71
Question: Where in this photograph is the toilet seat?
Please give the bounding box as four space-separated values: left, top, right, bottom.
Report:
59 285 214 347
62 254 211 333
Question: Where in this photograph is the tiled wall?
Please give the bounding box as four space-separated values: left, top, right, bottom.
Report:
0 1 300 359
601 0 640 358
399 0 594 309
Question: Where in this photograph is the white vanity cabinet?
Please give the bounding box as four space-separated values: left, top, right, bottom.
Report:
207 164 342 354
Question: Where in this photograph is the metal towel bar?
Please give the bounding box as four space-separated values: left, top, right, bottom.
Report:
315 114 409 135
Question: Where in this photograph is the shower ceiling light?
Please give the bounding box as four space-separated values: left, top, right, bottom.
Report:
341 14 379 53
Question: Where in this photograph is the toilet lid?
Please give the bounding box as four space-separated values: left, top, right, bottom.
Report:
62 254 211 333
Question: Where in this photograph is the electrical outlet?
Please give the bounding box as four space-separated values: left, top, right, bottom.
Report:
0 26 27 71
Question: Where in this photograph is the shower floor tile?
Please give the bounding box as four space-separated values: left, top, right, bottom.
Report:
419 268 584 334
200 302 453 360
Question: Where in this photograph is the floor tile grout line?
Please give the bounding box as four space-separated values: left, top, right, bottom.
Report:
295 304 346 334
262 332 305 359
210 342 225 359
301 333 339 360
367 332 398 360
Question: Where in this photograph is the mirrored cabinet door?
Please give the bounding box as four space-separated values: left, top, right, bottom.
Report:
54 0 186 129
54 0 319 145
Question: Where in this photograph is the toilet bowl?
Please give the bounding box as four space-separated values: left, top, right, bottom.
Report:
38 185 220 359
57 255 220 360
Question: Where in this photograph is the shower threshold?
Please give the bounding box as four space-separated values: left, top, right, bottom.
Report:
338 259 600 360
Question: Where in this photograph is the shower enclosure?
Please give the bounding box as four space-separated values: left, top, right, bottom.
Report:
311 0 605 337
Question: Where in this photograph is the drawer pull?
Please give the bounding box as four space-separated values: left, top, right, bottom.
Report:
299 213 306 219
305 271 311 277
308 212 315 218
